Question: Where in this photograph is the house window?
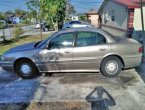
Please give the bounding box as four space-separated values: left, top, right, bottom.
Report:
111 10 115 21
104 12 108 24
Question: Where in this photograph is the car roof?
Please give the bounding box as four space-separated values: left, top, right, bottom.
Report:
59 27 103 33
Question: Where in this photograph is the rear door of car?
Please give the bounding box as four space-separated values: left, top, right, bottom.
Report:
72 31 109 71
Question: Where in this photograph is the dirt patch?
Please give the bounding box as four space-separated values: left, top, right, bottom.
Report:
59 73 112 84
27 101 90 110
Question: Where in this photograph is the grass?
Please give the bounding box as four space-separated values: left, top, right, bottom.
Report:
0 34 50 55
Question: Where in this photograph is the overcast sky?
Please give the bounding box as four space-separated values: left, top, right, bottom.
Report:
0 0 103 13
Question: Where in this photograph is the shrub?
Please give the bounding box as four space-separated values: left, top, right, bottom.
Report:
13 27 24 40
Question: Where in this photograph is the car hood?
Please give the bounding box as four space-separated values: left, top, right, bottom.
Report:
4 42 36 54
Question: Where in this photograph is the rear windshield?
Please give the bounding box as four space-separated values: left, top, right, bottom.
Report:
103 30 126 41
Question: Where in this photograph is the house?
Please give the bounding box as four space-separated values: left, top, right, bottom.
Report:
86 9 99 27
7 14 25 24
98 0 145 39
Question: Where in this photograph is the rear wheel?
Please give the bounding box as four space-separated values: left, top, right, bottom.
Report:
15 60 39 79
100 56 122 77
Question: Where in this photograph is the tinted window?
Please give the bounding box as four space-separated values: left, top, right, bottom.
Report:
76 32 106 47
70 21 81 24
49 33 74 49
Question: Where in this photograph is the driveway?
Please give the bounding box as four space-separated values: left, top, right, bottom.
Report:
0 66 145 110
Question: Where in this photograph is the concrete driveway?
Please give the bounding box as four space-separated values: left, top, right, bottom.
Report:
0 66 145 110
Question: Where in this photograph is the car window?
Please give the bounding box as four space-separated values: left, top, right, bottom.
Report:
76 32 106 47
70 21 81 24
49 33 74 49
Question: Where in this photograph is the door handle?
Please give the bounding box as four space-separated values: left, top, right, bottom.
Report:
99 48 106 51
64 50 71 53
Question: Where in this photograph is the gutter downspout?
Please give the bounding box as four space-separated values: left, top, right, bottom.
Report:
140 0 145 60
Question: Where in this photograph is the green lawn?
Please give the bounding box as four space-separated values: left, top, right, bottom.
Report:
0 34 49 55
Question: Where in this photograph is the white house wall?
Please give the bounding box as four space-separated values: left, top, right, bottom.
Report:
101 0 128 37
133 7 145 30
133 7 145 42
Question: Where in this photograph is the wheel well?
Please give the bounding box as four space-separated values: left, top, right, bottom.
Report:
14 58 37 72
101 55 124 68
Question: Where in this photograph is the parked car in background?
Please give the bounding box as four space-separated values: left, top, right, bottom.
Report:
35 23 41 29
63 20 93 29
34 23 46 31
0 28 142 79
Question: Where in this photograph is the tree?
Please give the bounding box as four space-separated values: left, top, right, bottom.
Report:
26 0 40 22
0 13 6 20
67 3 76 15
26 0 43 39
5 10 14 15
0 21 6 42
40 0 67 30
15 9 27 16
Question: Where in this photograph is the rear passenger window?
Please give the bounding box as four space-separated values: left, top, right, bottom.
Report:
76 32 106 47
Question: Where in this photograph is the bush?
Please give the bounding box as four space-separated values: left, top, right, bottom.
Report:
13 27 24 40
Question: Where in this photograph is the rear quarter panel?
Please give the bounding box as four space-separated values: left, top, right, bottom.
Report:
110 40 142 68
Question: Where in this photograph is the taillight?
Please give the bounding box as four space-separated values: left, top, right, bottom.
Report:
138 47 143 53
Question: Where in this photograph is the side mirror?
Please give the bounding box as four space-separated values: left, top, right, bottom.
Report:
44 42 50 49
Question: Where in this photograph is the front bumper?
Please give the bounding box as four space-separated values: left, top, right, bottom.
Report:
0 60 14 72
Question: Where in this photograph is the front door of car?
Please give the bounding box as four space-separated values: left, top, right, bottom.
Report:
38 33 74 72
73 32 108 71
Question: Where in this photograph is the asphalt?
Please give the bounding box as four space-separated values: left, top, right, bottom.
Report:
0 64 145 110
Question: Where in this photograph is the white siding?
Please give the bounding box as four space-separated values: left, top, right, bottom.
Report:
101 0 128 37
133 7 145 42
133 7 145 30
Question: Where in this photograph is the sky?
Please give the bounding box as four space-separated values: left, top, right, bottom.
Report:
0 0 103 13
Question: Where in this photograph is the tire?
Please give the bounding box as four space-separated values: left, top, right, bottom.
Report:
15 60 39 79
100 56 122 77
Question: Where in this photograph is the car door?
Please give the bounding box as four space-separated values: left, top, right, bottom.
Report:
38 32 74 72
73 31 109 71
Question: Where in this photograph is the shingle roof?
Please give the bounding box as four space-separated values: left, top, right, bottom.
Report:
98 0 145 14
114 0 145 8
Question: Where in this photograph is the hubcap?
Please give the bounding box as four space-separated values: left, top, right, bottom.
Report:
20 64 31 75
105 60 118 74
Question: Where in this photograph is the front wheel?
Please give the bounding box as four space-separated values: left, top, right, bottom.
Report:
15 60 39 79
100 56 122 77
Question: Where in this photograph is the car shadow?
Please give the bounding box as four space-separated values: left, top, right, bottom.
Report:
0 68 41 110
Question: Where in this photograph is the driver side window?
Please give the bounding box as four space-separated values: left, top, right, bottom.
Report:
49 33 74 49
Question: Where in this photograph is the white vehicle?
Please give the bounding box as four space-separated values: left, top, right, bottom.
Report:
63 21 93 29
35 23 41 29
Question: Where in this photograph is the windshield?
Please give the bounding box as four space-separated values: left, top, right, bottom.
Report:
103 30 126 41
35 32 56 48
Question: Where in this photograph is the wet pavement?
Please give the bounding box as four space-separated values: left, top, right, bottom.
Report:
0 66 145 110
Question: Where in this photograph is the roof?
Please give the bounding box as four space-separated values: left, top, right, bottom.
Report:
86 9 98 15
114 0 145 8
98 0 145 14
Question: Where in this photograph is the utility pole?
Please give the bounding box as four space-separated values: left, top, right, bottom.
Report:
38 0 42 40
140 0 145 59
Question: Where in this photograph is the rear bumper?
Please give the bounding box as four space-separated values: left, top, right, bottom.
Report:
0 60 14 72
123 54 142 69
